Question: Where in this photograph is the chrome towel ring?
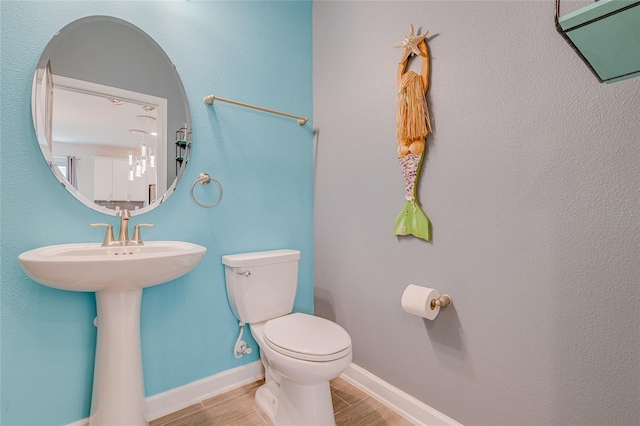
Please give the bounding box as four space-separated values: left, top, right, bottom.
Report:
190 173 223 208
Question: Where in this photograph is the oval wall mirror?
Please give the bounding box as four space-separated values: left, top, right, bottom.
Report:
31 15 192 216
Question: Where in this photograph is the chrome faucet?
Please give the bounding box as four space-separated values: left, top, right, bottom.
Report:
117 209 132 245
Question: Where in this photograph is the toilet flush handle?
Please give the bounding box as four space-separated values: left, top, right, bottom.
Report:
236 271 251 277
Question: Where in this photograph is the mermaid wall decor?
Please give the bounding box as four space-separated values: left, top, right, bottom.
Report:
393 24 433 242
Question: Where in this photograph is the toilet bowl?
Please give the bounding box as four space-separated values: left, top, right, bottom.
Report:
222 250 353 425
251 314 352 425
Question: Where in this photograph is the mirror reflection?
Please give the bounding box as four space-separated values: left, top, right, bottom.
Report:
32 16 191 215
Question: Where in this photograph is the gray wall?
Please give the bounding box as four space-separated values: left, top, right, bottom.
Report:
313 2 639 425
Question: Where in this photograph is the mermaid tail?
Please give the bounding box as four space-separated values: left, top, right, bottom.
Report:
393 152 431 241
393 200 431 241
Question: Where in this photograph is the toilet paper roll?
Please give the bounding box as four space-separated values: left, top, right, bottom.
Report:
401 284 441 320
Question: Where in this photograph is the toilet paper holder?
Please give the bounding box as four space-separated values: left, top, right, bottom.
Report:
401 285 452 320
430 294 453 310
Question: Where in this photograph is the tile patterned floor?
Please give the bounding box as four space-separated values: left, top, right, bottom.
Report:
150 376 415 426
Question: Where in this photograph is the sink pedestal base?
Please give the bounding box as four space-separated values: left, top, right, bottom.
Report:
90 289 148 426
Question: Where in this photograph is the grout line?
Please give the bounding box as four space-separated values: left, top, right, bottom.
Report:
331 391 351 416
252 407 270 425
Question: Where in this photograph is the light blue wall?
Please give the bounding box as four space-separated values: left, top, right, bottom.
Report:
0 1 313 425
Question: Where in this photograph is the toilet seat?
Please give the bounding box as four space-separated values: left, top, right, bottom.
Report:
263 313 352 362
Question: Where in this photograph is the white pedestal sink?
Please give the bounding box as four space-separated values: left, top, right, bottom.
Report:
18 241 207 426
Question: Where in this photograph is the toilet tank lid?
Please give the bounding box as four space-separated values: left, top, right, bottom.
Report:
222 249 300 267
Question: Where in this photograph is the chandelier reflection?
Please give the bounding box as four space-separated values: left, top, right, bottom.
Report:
127 129 156 181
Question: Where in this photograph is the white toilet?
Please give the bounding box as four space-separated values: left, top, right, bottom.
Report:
222 249 352 426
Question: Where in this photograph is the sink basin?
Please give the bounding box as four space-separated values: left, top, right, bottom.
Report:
18 241 206 292
18 240 207 426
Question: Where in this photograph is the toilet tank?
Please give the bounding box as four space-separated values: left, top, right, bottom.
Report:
222 249 300 324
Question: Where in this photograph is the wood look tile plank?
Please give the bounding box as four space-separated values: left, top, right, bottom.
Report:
331 391 351 415
149 403 203 426
330 376 350 391
253 406 275 425
163 390 266 426
331 379 370 405
201 380 263 407
335 396 415 426
161 402 267 426
374 404 416 425
203 387 256 410
150 378 414 426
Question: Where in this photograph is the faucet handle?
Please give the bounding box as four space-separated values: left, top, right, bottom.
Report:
90 223 116 246
131 224 154 245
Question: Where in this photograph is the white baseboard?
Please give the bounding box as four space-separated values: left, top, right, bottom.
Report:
341 363 462 426
67 361 459 426
66 361 264 426
146 360 264 420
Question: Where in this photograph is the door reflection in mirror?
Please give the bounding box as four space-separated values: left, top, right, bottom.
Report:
31 16 191 215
